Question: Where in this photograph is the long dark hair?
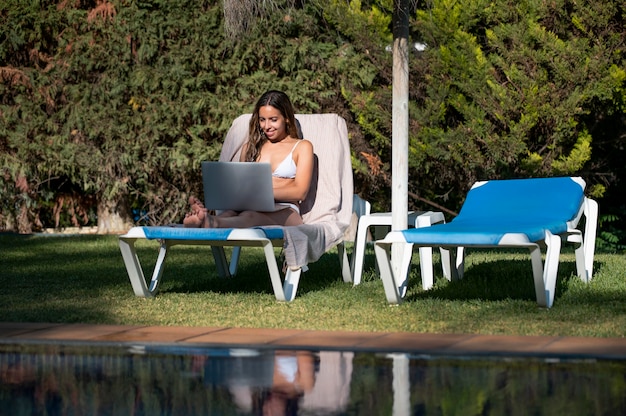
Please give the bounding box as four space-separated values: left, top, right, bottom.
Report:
243 90 299 162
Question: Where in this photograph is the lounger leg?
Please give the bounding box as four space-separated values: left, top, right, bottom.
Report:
229 246 242 276
528 245 547 307
259 241 286 301
351 220 372 285
119 237 163 298
211 246 238 277
258 240 303 302
211 246 242 278
393 243 414 297
528 232 560 308
568 197 598 283
414 214 436 290
336 242 353 283
574 244 588 283
283 268 303 302
148 242 169 293
440 247 463 281
374 241 404 304
211 246 232 278
542 231 562 308
583 198 598 280
418 246 434 290
440 248 452 280
456 248 465 280
568 233 588 283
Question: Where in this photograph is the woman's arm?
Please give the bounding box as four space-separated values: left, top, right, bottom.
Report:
238 143 249 162
272 139 314 203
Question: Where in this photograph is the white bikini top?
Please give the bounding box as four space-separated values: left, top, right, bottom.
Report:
272 141 300 179
275 355 298 383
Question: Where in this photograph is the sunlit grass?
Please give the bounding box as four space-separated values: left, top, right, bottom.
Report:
1 234 624 337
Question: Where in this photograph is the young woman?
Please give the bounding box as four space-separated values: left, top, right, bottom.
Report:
183 90 314 228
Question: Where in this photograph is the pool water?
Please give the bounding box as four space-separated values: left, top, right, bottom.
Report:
1 343 625 415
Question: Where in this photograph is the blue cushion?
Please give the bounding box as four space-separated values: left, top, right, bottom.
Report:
401 177 584 245
141 226 284 241
457 177 584 223
401 218 567 245
257 226 285 240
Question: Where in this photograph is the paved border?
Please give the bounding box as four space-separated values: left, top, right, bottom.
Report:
1 323 625 360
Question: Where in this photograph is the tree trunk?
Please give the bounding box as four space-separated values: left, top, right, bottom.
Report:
17 205 33 233
97 195 133 234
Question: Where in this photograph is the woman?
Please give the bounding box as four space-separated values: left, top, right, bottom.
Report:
184 90 314 228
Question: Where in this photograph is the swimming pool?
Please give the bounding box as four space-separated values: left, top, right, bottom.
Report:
1 343 624 415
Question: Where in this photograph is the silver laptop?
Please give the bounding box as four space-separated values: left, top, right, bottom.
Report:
201 161 277 212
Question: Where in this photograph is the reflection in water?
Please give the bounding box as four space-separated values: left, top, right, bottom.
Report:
193 349 355 415
199 349 317 415
391 354 410 416
0 344 625 415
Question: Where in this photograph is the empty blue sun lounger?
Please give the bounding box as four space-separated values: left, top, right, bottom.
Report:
374 177 598 308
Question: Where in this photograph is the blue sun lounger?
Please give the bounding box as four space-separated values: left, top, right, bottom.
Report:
374 177 598 308
119 114 354 301
119 226 303 300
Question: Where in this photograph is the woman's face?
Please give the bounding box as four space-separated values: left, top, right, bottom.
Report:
258 105 288 142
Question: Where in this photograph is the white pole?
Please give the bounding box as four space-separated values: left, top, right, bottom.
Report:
392 1 409 279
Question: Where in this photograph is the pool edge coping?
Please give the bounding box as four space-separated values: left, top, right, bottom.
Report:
1 322 625 360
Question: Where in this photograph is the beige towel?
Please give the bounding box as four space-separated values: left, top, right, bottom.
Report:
219 113 353 268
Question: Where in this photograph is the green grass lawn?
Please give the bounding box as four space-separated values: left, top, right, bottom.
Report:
1 233 624 337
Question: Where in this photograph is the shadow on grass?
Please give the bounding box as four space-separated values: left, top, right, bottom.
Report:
0 234 348 324
2 233 616 322
405 256 584 304
0 234 137 322
1 234 131 291
354 244 611 306
1 304 114 323
140 248 344 298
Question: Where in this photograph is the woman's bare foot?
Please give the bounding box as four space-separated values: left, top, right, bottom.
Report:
183 196 213 227
188 196 205 212
183 208 218 228
183 210 204 227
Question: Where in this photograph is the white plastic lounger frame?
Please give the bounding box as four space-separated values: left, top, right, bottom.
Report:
119 226 305 301
338 193 447 290
336 195 372 284
349 209 446 287
374 177 598 308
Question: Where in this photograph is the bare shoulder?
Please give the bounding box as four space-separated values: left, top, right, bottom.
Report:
296 138 314 153
293 139 313 166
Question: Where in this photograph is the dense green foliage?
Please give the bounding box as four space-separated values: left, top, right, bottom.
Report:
408 0 625 206
1 0 624 243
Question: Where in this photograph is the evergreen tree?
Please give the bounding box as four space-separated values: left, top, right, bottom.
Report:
1 0 624 240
